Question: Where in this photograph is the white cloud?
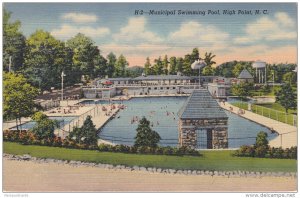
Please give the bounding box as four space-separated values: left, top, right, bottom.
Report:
62 13 98 23
51 24 110 39
168 21 230 47
234 12 296 44
112 17 163 44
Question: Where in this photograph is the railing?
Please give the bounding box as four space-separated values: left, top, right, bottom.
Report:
57 105 103 138
232 101 297 126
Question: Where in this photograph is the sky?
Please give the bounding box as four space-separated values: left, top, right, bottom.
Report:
4 3 298 67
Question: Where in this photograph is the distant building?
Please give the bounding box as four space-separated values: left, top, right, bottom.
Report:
237 69 254 83
81 74 232 99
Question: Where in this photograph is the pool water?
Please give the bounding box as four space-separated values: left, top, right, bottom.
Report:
10 116 78 130
98 97 276 148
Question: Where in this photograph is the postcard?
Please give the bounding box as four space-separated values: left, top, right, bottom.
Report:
2 2 298 195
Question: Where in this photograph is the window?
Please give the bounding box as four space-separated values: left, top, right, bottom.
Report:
167 87 169 90
160 87 163 90
154 87 157 90
173 87 176 89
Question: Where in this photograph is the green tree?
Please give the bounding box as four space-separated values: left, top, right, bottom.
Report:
66 33 100 80
134 117 161 147
94 54 108 78
182 54 192 76
169 56 177 75
190 48 200 61
231 82 253 100
163 55 169 75
153 56 163 75
3 9 26 72
255 131 269 147
204 52 216 67
176 57 184 73
106 52 117 77
144 57 151 75
114 54 128 77
4 72 39 129
31 112 59 140
275 83 297 113
81 115 98 146
202 66 215 76
283 71 297 85
24 30 69 91
232 63 244 77
68 116 98 146
254 131 269 157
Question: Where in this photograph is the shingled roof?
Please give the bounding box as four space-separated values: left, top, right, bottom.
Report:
178 89 228 119
238 69 253 79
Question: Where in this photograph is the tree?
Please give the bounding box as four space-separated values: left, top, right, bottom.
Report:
182 54 192 76
275 83 297 113
169 56 177 75
283 72 297 85
231 82 253 100
68 116 98 146
106 52 117 77
176 57 184 73
232 63 244 77
3 9 26 72
24 30 69 91
4 72 39 129
163 55 169 75
190 48 199 61
94 54 108 78
202 66 215 76
66 33 100 80
204 52 216 67
80 115 98 146
31 112 59 140
114 54 128 77
144 57 151 75
134 117 161 147
153 56 163 75
254 131 269 157
255 131 269 147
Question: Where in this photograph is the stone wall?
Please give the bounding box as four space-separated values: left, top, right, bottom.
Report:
178 118 228 149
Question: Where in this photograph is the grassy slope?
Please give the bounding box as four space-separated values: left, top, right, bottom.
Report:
3 142 297 172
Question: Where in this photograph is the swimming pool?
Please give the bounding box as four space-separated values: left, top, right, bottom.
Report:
10 116 78 130
98 97 276 148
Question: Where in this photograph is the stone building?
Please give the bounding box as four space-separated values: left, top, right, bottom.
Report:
177 89 228 149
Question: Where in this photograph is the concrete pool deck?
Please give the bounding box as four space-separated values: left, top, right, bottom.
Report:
219 102 297 148
3 100 121 140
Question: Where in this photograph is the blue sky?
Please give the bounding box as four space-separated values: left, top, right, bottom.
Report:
4 3 298 66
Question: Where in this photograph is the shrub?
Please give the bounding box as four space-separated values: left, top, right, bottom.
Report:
98 143 109 151
163 146 173 155
254 146 268 158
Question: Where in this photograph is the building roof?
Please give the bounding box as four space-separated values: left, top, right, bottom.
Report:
178 89 228 119
106 77 132 81
238 69 253 79
134 75 192 81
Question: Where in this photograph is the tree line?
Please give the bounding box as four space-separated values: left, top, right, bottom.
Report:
3 9 133 92
215 61 297 85
143 48 217 76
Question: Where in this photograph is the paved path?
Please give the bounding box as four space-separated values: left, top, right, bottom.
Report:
3 160 297 192
219 102 297 148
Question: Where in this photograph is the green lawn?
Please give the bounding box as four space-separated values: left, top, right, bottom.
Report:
232 102 296 126
4 142 297 172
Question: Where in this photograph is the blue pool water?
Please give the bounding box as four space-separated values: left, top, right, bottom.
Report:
11 116 78 130
98 97 276 149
